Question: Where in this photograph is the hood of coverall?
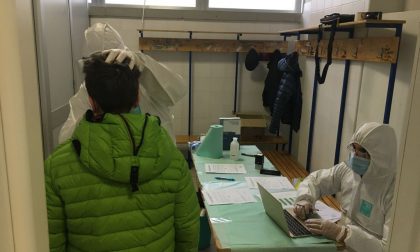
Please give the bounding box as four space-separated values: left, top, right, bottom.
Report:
348 122 397 181
85 23 126 54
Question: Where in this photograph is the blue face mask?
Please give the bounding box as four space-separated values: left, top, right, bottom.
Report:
348 152 370 176
130 106 141 114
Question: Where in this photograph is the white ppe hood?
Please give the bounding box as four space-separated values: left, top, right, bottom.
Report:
296 122 397 252
346 122 396 233
58 23 187 143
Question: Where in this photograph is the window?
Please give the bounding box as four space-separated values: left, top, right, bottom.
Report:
208 0 296 11
89 0 303 20
104 0 196 7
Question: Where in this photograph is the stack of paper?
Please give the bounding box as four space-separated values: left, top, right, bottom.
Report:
205 163 246 174
245 177 295 191
202 188 257 205
314 201 342 222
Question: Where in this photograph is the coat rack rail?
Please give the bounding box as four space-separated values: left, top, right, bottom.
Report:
277 19 405 172
138 29 284 35
138 29 288 53
138 37 288 53
279 19 406 36
295 37 400 63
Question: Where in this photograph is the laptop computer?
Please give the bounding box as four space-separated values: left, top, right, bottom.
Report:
258 183 316 238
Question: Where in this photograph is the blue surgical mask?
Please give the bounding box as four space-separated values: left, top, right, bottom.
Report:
348 152 370 176
130 106 141 114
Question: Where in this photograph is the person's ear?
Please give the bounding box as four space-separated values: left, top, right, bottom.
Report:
88 96 101 114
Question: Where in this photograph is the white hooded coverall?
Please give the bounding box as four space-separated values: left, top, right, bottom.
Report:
58 23 186 143
296 122 397 252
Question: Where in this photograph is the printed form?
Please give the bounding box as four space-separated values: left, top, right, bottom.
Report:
205 163 247 174
202 188 257 205
245 177 295 191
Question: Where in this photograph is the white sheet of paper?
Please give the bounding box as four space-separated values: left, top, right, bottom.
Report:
315 200 342 222
202 188 257 205
245 176 295 191
205 163 247 174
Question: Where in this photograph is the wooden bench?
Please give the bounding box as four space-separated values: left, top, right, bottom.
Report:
176 135 287 145
176 135 199 144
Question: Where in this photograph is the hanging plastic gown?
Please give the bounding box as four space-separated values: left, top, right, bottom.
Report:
58 23 187 143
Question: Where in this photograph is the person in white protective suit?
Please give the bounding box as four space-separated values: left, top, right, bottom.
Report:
58 23 186 143
293 122 397 252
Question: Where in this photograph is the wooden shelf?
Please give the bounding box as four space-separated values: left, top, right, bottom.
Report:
280 19 406 35
138 28 288 53
295 37 400 63
138 29 284 35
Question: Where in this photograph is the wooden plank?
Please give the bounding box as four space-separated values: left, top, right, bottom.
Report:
239 135 287 145
139 37 287 53
295 37 400 63
176 135 199 144
139 29 282 35
263 151 303 179
280 19 406 35
176 135 287 145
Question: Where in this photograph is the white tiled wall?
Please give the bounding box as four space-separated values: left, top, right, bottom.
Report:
91 18 299 136
303 0 368 27
297 0 369 170
297 1 413 171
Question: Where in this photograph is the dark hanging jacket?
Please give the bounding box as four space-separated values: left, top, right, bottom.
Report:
268 52 302 134
262 50 285 112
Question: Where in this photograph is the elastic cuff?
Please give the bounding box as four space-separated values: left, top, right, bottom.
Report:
335 225 346 242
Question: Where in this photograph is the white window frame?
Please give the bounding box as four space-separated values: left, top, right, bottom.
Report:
90 0 303 14
207 0 301 13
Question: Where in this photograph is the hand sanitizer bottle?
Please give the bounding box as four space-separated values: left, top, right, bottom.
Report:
230 137 239 161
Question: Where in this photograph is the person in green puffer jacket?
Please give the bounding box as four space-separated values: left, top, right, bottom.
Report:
44 51 200 252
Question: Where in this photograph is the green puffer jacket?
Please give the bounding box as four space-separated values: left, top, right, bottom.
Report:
45 113 200 252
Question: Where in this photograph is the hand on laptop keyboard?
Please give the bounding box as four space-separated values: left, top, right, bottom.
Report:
293 200 313 220
305 219 346 241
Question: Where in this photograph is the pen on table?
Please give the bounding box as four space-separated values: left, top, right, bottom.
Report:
215 176 235 181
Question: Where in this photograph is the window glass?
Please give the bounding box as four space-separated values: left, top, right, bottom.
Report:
105 0 196 7
209 0 296 11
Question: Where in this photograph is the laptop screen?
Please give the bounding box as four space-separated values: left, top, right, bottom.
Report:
258 183 291 234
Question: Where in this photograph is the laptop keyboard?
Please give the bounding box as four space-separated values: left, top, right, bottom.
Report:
283 210 312 236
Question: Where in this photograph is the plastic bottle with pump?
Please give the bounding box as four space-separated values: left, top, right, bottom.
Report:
230 137 239 161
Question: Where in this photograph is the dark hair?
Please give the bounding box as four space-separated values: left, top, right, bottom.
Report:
83 52 140 114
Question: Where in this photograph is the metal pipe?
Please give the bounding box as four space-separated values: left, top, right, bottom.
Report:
334 29 354 164
188 31 192 135
233 33 242 114
306 73 319 172
383 24 403 123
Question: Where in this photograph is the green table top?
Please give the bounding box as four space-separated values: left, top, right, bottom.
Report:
192 145 337 252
